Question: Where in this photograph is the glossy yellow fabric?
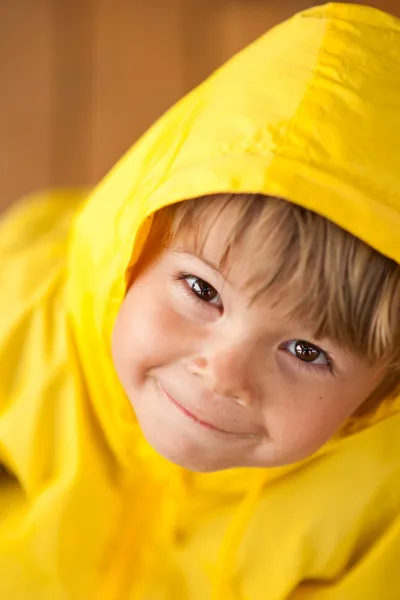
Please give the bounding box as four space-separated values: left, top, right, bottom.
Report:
1 3 400 599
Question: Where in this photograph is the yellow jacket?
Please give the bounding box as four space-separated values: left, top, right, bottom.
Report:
1 3 400 599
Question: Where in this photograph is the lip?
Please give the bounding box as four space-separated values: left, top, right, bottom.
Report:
157 382 237 435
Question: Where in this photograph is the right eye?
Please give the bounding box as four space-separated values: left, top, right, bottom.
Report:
179 274 222 307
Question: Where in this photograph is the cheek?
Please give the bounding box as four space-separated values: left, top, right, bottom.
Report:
112 283 191 387
266 387 363 462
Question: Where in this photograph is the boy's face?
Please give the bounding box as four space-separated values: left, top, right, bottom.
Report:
112 201 386 472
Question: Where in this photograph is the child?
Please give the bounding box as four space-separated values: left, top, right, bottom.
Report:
1 2 400 599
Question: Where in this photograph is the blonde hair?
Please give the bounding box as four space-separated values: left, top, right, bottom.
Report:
152 193 400 412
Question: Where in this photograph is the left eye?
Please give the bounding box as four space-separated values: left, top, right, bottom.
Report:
285 340 328 365
184 275 221 305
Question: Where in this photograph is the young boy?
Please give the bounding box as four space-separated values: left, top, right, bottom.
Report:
1 2 400 599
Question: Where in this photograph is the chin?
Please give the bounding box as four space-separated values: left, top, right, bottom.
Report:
138 422 236 472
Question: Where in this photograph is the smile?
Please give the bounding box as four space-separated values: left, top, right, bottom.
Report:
157 382 237 435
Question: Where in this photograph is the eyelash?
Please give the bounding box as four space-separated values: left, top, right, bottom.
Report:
279 341 335 376
175 272 335 375
176 272 223 311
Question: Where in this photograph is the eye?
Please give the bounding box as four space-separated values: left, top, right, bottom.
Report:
180 274 222 307
281 339 334 373
288 340 326 363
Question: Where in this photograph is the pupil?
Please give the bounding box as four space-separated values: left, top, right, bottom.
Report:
295 341 320 362
193 279 216 301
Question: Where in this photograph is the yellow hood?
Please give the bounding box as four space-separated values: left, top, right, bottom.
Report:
2 3 400 599
68 1 400 469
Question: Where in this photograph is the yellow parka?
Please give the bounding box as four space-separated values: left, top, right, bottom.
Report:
1 3 400 599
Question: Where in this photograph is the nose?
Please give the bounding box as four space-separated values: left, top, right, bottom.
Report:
186 339 258 407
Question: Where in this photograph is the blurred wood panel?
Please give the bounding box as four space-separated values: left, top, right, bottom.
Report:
51 0 94 186
0 0 55 210
1 0 398 212
90 0 187 183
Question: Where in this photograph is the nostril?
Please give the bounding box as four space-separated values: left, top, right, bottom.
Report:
193 357 207 369
187 356 208 375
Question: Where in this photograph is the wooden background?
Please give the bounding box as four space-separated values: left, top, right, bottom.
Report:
1 0 398 211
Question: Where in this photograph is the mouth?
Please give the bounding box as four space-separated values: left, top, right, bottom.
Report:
157 382 238 435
